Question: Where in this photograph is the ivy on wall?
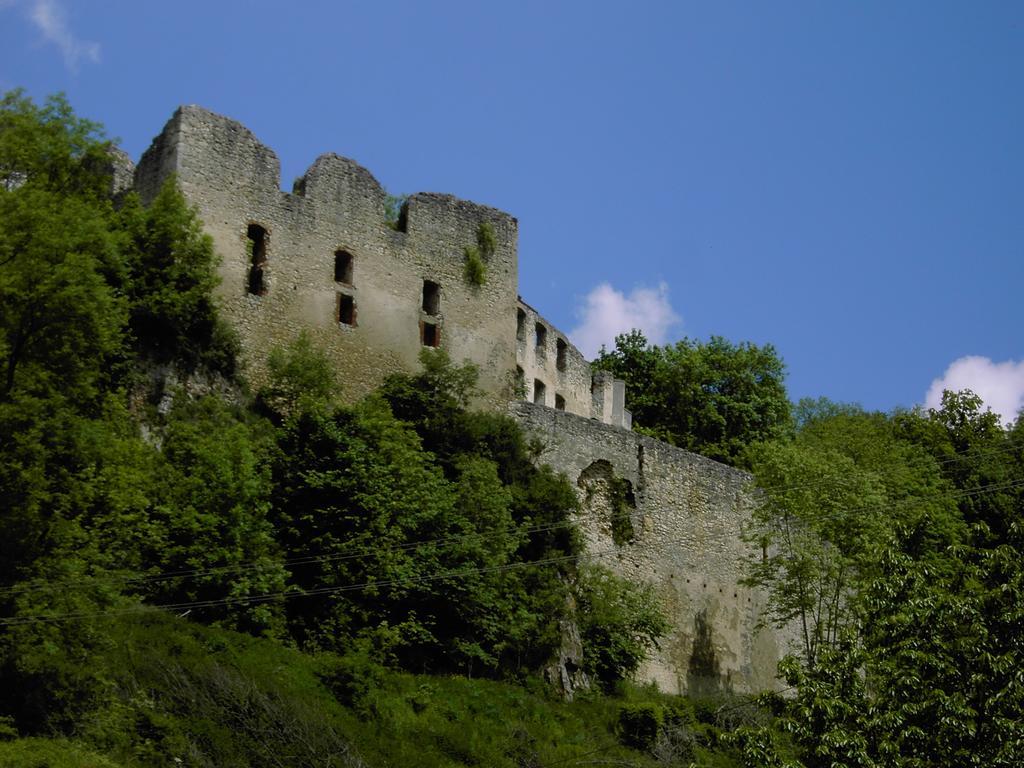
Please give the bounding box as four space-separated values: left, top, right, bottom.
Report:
464 221 496 286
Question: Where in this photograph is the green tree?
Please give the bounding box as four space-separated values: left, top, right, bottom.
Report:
0 89 112 199
595 331 791 465
258 331 340 420
744 403 962 667
0 187 125 404
752 392 1024 766
142 396 286 635
118 178 238 375
575 565 668 689
743 440 887 667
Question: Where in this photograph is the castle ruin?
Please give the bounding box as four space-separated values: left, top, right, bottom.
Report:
129 106 792 695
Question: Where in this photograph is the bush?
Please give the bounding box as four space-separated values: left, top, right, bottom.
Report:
464 245 486 286
576 566 668 688
618 702 663 750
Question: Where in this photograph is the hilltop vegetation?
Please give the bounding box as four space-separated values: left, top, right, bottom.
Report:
600 336 1024 765
1 90 1022 767
0 90 686 767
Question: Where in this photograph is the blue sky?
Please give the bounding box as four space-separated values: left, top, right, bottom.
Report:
2 1 1022 421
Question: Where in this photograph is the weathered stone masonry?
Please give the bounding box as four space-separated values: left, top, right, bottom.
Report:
129 106 793 694
512 404 786 695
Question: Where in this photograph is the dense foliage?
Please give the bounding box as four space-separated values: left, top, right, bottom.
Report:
0 91 673 765
595 322 1023 766
594 330 792 466
740 394 1024 767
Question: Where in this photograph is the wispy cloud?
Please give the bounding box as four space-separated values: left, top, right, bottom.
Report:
925 355 1024 426
569 282 681 359
20 0 101 72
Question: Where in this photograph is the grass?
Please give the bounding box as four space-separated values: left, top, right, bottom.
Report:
2 610 756 767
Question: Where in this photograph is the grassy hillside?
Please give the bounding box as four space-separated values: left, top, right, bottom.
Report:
0 610 755 768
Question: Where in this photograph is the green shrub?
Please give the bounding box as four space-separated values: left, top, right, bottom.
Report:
618 702 663 750
464 245 486 286
317 645 385 718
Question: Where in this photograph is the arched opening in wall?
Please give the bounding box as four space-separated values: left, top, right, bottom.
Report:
555 393 566 411
334 250 353 284
338 293 356 326
556 338 567 371
422 280 440 315
535 323 547 352
533 379 546 406
246 224 267 295
421 320 439 348
577 460 636 546
516 308 526 341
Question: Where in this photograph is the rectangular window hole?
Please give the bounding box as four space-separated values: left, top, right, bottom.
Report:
334 250 353 284
246 223 267 295
422 320 439 347
338 294 356 326
533 379 546 405
535 322 547 349
556 338 567 371
555 393 566 411
422 280 440 315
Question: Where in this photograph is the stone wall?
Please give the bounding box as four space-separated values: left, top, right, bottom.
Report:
135 106 519 406
515 298 591 415
511 402 794 695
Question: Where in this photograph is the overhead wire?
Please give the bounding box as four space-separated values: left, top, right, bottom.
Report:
3 473 1022 625
0 547 627 626
2 422 1020 622
2 454 1020 607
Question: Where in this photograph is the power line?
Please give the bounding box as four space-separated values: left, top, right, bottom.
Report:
5 474 1021 625
0 548 626 626
3 471 1020 604
0 514 586 597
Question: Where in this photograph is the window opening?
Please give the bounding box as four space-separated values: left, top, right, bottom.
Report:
555 393 566 411
422 280 440 315
535 323 547 349
422 320 439 347
516 308 526 341
533 379 546 406
334 250 353 284
246 224 267 295
338 294 355 326
556 338 567 371
516 366 526 398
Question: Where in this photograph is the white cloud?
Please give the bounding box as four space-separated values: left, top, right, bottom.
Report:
925 356 1024 425
569 282 681 359
26 0 100 71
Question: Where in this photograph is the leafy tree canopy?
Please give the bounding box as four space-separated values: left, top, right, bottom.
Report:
594 329 792 466
744 390 1024 767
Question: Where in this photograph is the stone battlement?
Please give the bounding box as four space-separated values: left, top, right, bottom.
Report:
132 105 626 423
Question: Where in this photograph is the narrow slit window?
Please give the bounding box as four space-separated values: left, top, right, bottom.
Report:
422 320 439 347
533 379 546 406
535 323 547 349
338 294 355 326
555 393 566 411
556 338 567 371
516 366 526 398
516 308 526 341
422 280 440 315
334 250 353 284
246 224 267 295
